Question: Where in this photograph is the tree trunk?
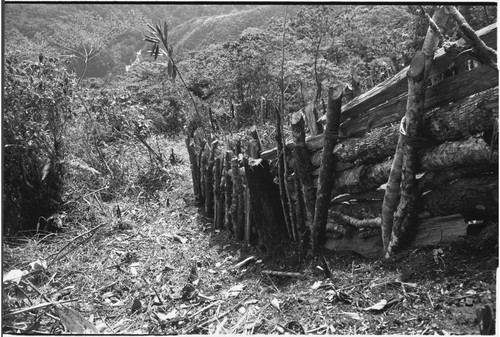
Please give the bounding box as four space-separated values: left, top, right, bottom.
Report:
231 158 245 240
293 165 305 247
419 137 497 171
422 174 498 220
244 158 287 253
418 164 496 194
224 151 234 234
386 7 450 257
334 86 498 165
330 137 497 195
303 102 320 136
386 51 427 256
200 143 208 205
275 107 294 240
325 214 469 259
214 157 224 229
380 137 404 250
204 140 218 218
291 110 316 249
312 84 343 251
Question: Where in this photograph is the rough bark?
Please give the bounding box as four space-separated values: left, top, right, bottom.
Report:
422 174 498 220
381 137 405 250
419 137 498 171
330 211 381 228
244 158 287 252
231 158 244 240
330 200 383 220
384 7 449 257
329 138 496 196
244 188 252 243
334 86 498 164
312 84 343 251
293 164 305 247
214 157 224 229
275 107 294 240
386 50 428 257
332 158 393 194
418 164 497 193
200 143 208 205
224 151 234 233
185 136 202 205
291 110 315 249
204 140 218 218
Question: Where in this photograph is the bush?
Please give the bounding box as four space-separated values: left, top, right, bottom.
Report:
3 56 75 236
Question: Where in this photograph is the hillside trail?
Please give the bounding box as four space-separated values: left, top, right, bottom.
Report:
3 139 496 334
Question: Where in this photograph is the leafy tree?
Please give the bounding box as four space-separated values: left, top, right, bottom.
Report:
48 10 131 82
3 56 75 235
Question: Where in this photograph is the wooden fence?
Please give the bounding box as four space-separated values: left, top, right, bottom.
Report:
186 22 498 258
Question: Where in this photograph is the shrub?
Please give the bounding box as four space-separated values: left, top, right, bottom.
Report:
3 56 75 235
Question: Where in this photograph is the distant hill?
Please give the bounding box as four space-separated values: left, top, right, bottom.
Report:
169 5 290 54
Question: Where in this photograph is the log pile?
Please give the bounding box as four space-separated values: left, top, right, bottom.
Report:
185 20 498 258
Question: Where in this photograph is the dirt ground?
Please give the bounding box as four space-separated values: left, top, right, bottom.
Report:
2 140 497 334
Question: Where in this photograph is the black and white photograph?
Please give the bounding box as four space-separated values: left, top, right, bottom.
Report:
3 3 498 334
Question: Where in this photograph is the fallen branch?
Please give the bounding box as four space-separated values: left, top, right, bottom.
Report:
4 299 77 316
188 296 251 331
188 300 222 319
230 256 256 270
331 212 381 228
261 270 302 278
48 222 107 265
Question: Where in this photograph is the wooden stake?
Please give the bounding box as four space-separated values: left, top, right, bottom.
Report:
231 158 244 241
224 151 233 233
384 6 450 257
291 110 316 249
312 84 343 252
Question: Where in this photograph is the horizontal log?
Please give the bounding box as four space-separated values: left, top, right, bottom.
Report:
323 23 497 126
334 87 498 164
411 214 468 247
326 137 497 194
418 164 497 193
422 174 498 219
261 82 497 164
341 65 499 137
332 189 385 203
330 200 383 219
324 214 469 258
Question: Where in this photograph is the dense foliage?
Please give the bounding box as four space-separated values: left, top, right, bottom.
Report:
3 56 75 235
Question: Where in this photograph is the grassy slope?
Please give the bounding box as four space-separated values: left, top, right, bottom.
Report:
2 137 497 334
169 5 287 53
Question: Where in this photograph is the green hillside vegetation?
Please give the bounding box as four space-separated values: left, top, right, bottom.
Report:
169 5 291 53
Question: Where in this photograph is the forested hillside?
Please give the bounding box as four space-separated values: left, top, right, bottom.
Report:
168 5 292 53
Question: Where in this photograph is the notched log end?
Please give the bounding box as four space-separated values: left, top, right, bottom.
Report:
291 110 305 125
408 51 426 79
330 84 344 100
